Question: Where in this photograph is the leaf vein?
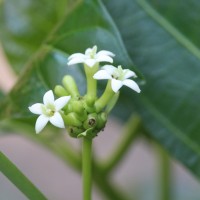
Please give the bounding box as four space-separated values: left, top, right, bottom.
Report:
136 0 200 60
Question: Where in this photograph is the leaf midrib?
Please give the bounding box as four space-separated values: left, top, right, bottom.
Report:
136 0 200 60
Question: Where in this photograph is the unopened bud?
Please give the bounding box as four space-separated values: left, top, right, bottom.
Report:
62 75 80 98
83 113 98 129
63 112 82 127
54 85 69 97
85 95 95 106
96 112 107 129
71 100 84 114
67 126 84 138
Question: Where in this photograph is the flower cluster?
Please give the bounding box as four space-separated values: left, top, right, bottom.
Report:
29 45 140 137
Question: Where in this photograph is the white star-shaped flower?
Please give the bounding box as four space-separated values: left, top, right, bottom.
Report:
28 90 71 134
93 65 141 93
67 45 115 67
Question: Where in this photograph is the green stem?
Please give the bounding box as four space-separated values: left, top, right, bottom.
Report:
82 138 92 200
101 115 141 174
159 147 171 200
84 64 98 100
0 152 47 200
95 80 115 112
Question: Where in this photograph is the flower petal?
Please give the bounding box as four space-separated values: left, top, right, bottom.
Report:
55 96 71 111
96 55 113 63
35 115 49 134
97 50 115 57
68 57 85 65
124 69 137 79
85 59 96 67
93 70 112 80
68 53 85 60
123 79 141 93
102 65 116 75
28 103 43 115
43 90 54 105
111 79 123 93
85 45 97 55
50 112 65 128
85 47 93 55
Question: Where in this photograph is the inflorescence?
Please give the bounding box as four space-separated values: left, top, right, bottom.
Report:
29 45 141 138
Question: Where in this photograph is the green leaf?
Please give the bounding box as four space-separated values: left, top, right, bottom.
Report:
0 152 47 200
149 0 200 49
0 0 69 73
104 0 200 177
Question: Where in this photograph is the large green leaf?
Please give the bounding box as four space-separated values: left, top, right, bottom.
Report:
104 0 200 177
149 0 200 48
0 0 68 73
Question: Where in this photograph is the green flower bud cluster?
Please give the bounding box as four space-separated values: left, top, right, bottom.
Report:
54 75 107 139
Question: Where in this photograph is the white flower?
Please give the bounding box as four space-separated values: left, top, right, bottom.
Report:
93 65 141 93
67 45 115 67
28 90 71 134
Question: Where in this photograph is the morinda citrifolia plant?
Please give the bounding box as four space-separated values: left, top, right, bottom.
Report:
28 45 141 200
1 0 200 199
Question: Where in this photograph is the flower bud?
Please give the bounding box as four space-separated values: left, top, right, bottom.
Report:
62 75 80 98
83 100 95 113
83 113 98 129
85 95 95 106
54 85 69 97
96 112 107 130
67 126 84 138
71 100 84 114
63 112 82 127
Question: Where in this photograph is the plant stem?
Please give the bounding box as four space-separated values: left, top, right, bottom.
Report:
82 138 92 200
84 64 98 99
102 115 141 174
95 80 115 112
159 147 171 200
